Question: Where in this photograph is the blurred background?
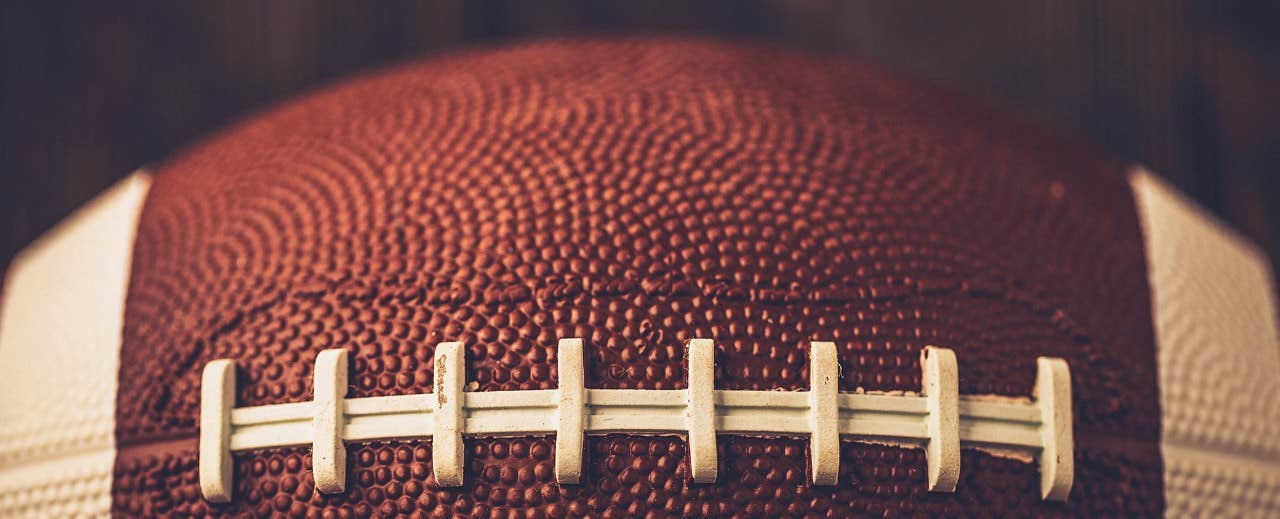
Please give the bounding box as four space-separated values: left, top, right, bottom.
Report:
3 1 1279 272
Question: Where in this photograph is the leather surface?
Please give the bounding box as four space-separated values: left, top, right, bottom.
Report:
112 39 1163 517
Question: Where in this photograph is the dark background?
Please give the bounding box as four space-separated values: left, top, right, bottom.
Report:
4 1 1279 272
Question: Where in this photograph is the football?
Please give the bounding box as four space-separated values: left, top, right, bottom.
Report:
2 39 1277 518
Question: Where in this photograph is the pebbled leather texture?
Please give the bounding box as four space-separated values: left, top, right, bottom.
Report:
112 38 1163 517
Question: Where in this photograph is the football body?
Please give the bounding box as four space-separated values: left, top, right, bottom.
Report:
1 39 1278 518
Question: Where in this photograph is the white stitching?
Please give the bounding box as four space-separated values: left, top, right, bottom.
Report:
198 340 1074 502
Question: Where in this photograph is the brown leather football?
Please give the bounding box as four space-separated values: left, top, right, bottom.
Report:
3 38 1278 518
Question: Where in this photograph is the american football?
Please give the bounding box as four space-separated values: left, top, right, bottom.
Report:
1 38 1278 518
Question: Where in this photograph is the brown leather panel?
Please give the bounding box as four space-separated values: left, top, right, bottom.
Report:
113 38 1162 516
